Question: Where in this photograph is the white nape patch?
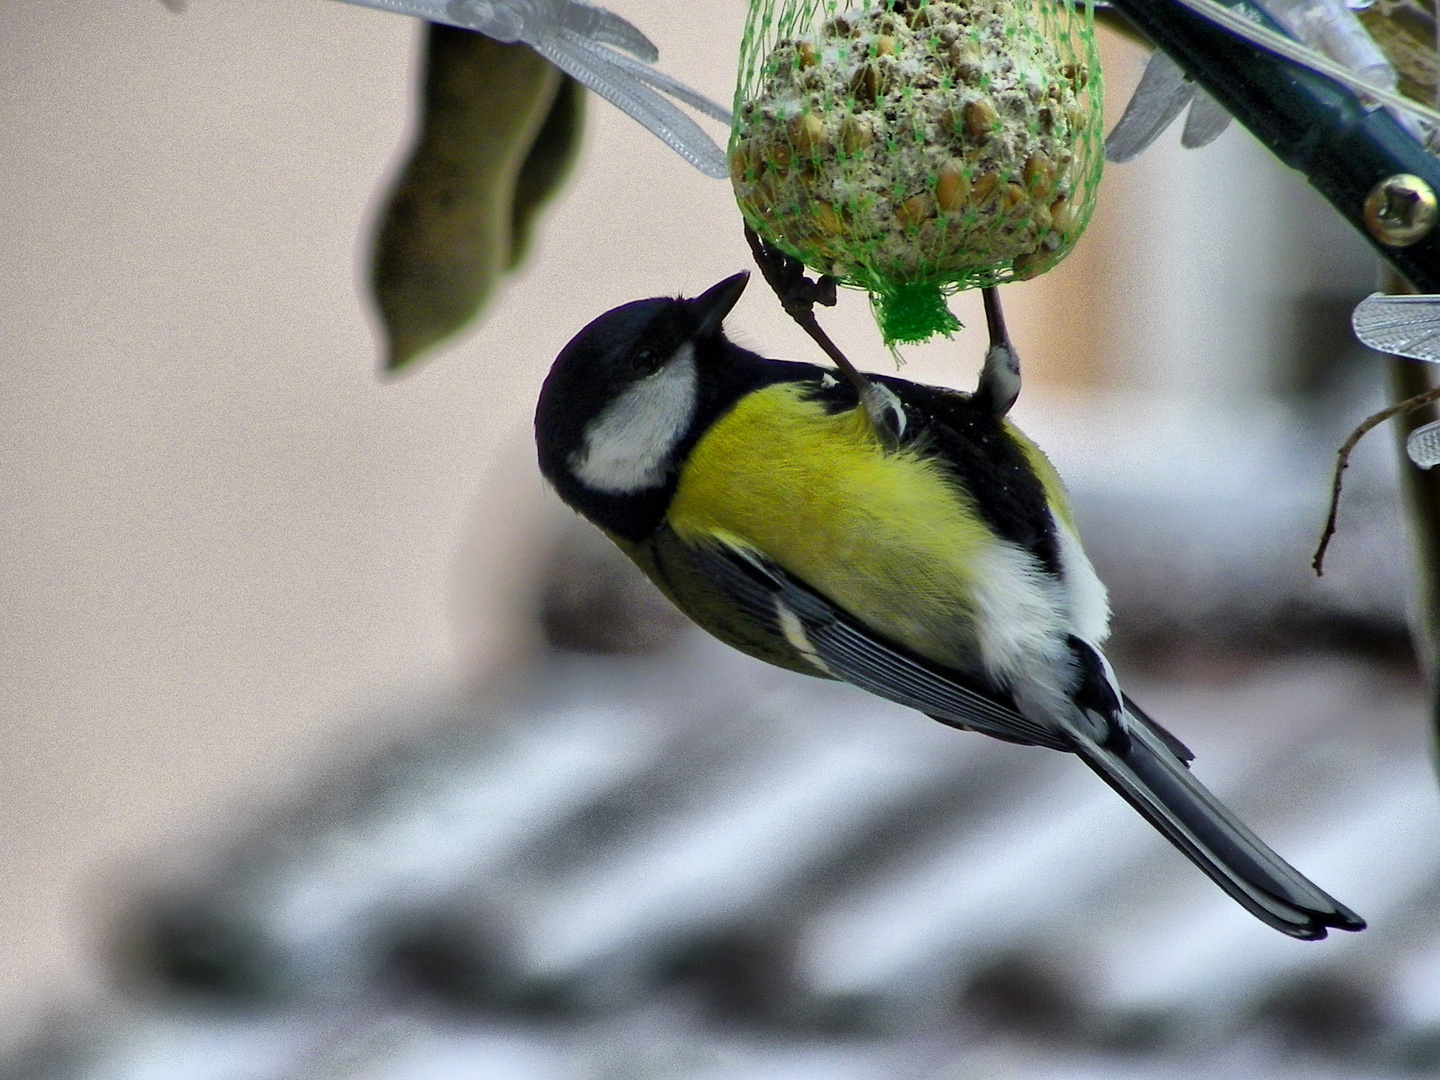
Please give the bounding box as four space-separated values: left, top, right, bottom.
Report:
819 373 838 389
1054 517 1111 646
570 343 698 494
969 541 1075 726
775 600 832 675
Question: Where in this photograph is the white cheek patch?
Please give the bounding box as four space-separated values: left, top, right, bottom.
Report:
570 343 699 495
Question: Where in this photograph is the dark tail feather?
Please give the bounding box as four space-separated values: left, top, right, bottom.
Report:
1121 692 1194 763
1072 717 1365 940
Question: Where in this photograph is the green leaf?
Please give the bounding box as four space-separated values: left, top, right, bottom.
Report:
371 25 562 372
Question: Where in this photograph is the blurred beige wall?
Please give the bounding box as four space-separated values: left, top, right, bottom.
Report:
0 0 1249 1021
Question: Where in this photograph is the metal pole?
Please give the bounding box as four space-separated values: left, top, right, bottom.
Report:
1381 266 1440 760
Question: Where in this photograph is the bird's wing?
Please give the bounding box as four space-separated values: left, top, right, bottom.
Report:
665 538 1364 939
679 538 1074 752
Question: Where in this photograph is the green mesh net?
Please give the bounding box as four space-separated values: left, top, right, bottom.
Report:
730 0 1103 345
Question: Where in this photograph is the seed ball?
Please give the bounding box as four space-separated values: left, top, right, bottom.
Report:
729 146 749 186
1011 250 1041 278
1050 195 1074 233
1023 153 1054 195
849 62 882 105
768 138 793 171
733 0 1097 286
813 199 844 235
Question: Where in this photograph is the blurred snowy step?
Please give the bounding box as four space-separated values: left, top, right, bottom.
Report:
2 1000 938 1080
254 706 667 987
139 635 774 996
791 759 1114 1028
476 690 988 1008
123 633 1440 1064
782 661 1372 1030
1092 752 1440 1029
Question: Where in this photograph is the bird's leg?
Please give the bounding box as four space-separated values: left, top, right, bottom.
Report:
977 286 1022 416
743 224 866 394
743 224 904 444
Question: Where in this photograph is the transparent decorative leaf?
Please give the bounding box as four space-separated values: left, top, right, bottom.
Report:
1407 418 1440 469
334 0 731 177
1352 292 1440 364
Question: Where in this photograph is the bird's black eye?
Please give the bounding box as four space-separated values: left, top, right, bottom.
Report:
630 348 661 376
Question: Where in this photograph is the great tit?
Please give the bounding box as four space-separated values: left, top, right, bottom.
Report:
533 271 1365 941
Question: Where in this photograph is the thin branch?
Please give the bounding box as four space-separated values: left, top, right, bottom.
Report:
1313 386 1440 575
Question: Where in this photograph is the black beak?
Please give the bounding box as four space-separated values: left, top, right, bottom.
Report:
691 271 749 338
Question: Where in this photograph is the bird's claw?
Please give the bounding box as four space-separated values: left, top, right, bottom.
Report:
744 225 837 322
975 287 1021 416
740 225 905 444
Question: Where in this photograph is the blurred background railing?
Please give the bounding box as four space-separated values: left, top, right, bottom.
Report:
2 2 1437 1077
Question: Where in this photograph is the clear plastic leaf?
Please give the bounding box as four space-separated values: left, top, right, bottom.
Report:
1352 293 1440 364
1106 50 1194 163
1180 88 1231 148
556 0 658 62
535 34 729 177
1408 419 1440 469
331 0 728 177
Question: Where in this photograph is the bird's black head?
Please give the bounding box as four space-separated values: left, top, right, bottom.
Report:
535 271 750 541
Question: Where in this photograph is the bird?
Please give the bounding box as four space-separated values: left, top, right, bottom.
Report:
533 268 1365 940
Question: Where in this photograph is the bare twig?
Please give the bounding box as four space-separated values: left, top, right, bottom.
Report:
1313 385 1440 575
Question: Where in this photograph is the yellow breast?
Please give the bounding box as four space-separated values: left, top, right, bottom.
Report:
666 382 996 666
